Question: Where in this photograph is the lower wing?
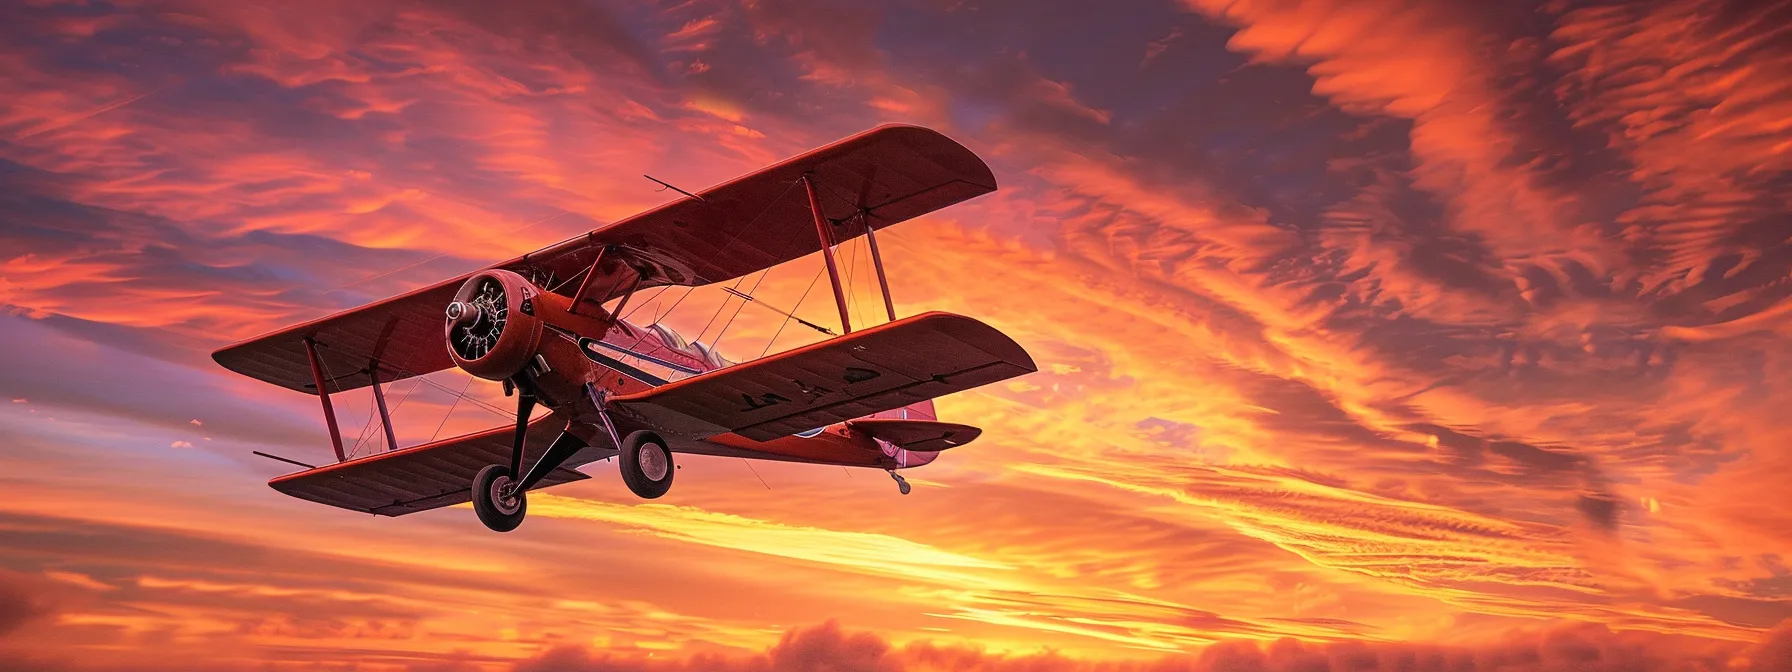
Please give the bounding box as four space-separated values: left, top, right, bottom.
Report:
608 312 1034 442
267 412 594 516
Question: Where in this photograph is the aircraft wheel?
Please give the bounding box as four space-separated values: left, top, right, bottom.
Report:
472 464 527 532
620 431 674 499
889 470 912 495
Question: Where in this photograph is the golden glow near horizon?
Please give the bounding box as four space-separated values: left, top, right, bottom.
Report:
2 0 1791 670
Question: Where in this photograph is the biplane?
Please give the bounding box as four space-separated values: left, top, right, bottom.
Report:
213 124 1037 532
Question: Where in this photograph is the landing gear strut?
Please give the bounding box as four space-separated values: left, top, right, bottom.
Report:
888 470 911 495
470 379 587 533
471 386 536 532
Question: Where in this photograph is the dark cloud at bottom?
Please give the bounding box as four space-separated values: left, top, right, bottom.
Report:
14 617 1785 672
0 571 57 639
515 620 1792 672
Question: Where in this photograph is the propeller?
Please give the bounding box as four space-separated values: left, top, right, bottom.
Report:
448 277 508 361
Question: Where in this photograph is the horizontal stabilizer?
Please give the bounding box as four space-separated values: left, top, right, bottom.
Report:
848 419 981 452
609 312 1034 442
268 412 590 516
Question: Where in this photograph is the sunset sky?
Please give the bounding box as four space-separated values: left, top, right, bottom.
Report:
3 0 1792 670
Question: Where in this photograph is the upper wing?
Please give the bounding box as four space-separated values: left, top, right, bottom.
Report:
213 124 996 395
267 412 594 516
608 312 1034 442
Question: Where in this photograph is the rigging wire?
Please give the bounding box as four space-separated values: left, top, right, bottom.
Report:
843 235 868 330
760 266 826 360
622 285 670 321
691 275 750 346
345 366 423 458
544 262 589 295
629 177 804 347
348 386 384 457
741 458 771 490
414 376 513 420
707 268 771 355
428 374 478 443
349 371 401 456
615 284 697 354
365 375 424 455
648 286 695 327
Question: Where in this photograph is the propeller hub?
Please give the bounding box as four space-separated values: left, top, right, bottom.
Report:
446 301 484 329
447 278 509 363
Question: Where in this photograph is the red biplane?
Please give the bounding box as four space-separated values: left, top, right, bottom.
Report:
213 125 1036 532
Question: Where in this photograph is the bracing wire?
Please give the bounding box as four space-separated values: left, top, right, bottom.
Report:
742 458 771 489
692 275 750 345
545 265 585 295
349 388 385 456
614 284 695 354
349 388 383 457
843 235 867 330
349 377 388 456
760 266 826 359
414 376 512 420
708 268 771 355
622 285 670 321
626 177 804 347
348 371 422 457
649 286 696 327
428 374 478 443
372 376 424 452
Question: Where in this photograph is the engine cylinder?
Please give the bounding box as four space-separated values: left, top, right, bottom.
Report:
444 269 546 381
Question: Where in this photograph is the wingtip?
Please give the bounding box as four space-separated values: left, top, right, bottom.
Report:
862 124 998 193
911 311 1037 373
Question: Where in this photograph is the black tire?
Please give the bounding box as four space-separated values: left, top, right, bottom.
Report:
471 464 527 532
619 430 674 499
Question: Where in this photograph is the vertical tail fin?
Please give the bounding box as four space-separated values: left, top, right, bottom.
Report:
869 399 937 422
866 400 944 469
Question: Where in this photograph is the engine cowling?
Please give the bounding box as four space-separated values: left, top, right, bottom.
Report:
444 269 546 381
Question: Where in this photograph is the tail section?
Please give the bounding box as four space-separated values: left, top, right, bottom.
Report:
869 400 937 421
852 400 981 469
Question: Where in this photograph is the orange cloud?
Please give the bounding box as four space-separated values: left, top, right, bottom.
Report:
509 619 1792 672
3 0 1792 668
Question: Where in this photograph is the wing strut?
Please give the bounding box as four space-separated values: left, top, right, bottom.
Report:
803 174 853 335
303 337 347 462
515 382 611 493
863 221 897 322
369 365 397 453
849 165 899 324
568 243 611 316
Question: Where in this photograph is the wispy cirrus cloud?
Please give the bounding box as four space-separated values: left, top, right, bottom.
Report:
2 0 1791 669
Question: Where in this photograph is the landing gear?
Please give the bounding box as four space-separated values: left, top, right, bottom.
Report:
472 464 526 532
472 379 593 533
619 430 674 499
888 470 911 495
